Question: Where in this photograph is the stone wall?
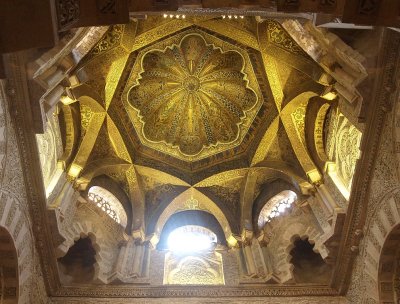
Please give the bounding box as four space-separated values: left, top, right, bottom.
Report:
0 80 50 303
346 33 400 303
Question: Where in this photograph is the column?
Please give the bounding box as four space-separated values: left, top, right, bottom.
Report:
314 182 340 216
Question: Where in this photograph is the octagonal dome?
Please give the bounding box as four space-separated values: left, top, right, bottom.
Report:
123 29 263 161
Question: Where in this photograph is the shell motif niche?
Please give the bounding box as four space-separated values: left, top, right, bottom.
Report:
128 34 258 156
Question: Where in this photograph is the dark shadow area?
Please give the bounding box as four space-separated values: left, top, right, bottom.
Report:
0 226 18 303
289 238 332 284
58 237 96 284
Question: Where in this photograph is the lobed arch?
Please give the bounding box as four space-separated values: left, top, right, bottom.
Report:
252 180 300 233
150 188 235 248
56 218 117 284
288 236 333 284
57 233 99 285
240 164 309 234
264 216 328 283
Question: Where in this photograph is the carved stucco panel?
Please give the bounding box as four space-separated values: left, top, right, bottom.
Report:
347 102 400 303
164 252 225 285
149 250 165 285
36 112 63 190
0 80 49 303
51 297 348 304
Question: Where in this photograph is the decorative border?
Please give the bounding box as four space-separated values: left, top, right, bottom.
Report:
54 285 338 298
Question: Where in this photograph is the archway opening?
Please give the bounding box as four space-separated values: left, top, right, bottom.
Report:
58 237 97 284
0 227 18 303
157 210 227 250
167 225 217 255
87 186 128 228
159 211 226 285
289 237 332 284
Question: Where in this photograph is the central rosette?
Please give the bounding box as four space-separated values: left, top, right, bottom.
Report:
128 34 257 156
184 76 200 93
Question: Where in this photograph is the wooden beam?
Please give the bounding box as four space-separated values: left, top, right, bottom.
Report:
56 0 129 31
0 0 57 53
342 0 400 26
129 0 179 12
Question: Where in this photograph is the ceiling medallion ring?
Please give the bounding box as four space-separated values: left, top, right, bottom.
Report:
124 30 263 161
183 76 201 93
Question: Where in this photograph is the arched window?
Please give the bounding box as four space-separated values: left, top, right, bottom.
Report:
87 186 127 227
167 225 217 254
258 190 297 229
163 225 224 285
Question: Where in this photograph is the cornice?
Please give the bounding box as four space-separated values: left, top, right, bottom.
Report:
53 284 338 298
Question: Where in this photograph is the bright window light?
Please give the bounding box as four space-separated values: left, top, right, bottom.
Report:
167 225 217 254
87 186 128 227
258 190 297 229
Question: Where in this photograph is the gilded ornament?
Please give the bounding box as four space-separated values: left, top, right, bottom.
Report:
85 25 124 62
199 19 259 50
326 111 362 191
164 251 225 285
124 31 263 161
80 104 94 133
290 102 307 144
265 20 306 56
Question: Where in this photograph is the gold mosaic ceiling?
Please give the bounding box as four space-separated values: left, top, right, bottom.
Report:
67 16 328 192
124 32 261 159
